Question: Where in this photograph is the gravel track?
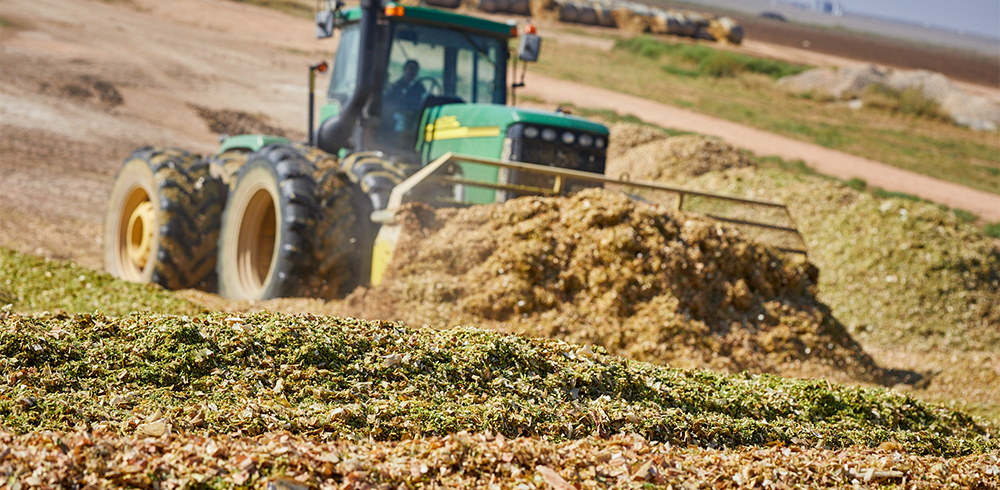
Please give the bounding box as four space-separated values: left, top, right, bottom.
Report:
522 73 1000 221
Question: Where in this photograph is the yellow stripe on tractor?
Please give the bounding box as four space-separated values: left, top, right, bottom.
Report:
424 116 501 141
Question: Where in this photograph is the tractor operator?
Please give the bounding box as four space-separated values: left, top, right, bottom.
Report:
383 59 427 146
385 59 426 112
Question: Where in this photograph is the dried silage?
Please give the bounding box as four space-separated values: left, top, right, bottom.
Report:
606 122 669 160
607 131 754 182
353 188 881 383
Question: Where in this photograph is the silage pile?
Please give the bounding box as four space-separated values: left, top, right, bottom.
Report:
606 122 670 160
795 192 1000 351
606 123 753 182
347 188 882 382
778 64 1000 130
6 430 998 489
4 309 996 449
600 123 1000 353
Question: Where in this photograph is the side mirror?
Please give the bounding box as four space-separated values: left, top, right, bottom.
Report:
316 9 335 39
518 33 541 62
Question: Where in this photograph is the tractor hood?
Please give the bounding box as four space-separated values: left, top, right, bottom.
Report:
418 102 609 204
418 103 609 164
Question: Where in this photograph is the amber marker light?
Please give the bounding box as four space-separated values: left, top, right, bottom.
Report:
385 5 405 16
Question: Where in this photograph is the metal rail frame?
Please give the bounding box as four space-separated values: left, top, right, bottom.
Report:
372 152 808 255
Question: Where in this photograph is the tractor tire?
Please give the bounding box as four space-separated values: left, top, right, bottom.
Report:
316 166 377 296
302 143 377 296
206 149 250 190
340 151 414 210
103 147 225 291
216 144 368 300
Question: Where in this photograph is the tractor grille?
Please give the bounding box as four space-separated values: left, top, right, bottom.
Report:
516 140 605 173
502 124 607 198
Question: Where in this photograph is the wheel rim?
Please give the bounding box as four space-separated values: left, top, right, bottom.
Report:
117 186 153 280
235 187 277 295
127 201 155 270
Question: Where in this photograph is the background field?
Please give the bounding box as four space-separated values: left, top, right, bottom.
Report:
1 0 999 487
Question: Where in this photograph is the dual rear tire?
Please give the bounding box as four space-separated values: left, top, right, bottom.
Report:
104 144 371 300
103 147 224 291
216 145 373 300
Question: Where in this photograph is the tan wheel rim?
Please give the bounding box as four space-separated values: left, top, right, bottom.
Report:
235 187 277 294
118 186 153 280
127 201 155 270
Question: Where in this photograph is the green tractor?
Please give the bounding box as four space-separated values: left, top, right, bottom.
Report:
103 0 614 300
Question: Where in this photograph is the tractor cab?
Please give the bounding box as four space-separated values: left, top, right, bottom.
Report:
318 4 515 157
316 2 609 205
375 18 507 153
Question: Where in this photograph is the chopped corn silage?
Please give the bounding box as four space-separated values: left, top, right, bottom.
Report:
347 188 888 385
604 123 999 352
593 121 1000 416
4 430 998 489
606 125 754 182
2 311 994 456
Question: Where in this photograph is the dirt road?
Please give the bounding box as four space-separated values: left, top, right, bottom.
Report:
521 74 1000 221
1 0 997 273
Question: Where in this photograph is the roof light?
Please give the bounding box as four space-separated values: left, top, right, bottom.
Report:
523 126 539 139
505 19 517 36
561 131 575 145
385 5 405 17
578 133 593 147
541 128 557 142
594 137 606 149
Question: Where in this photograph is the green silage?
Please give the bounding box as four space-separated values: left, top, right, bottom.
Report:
2 310 995 457
0 248 201 317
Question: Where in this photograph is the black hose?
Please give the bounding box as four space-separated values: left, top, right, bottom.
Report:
317 0 380 153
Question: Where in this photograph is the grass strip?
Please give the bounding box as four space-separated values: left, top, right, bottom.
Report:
615 36 808 80
986 222 1000 239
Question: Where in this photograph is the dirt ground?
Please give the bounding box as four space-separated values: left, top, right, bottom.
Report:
3 0 998 271
0 0 326 268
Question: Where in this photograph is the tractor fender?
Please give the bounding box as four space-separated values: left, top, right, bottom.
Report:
218 134 292 154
